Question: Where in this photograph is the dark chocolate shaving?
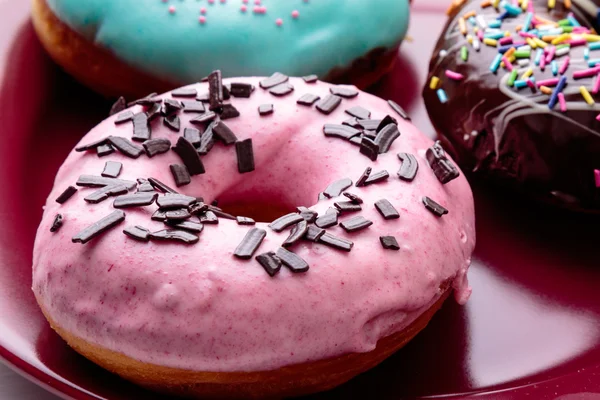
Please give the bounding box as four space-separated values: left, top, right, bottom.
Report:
132 113 151 141
127 93 160 107
255 252 282 277
56 186 78 204
375 199 400 220
182 101 206 113
423 196 449 216
315 212 338 229
360 138 379 161
200 210 219 224
113 192 157 208
268 213 304 232
340 215 373 232
343 192 363 204
164 115 181 132
349 136 362 146
355 167 372 187
50 214 63 232
157 194 196 209
305 225 326 242
343 117 360 128
323 178 353 198
397 153 419 181
259 72 289 89
219 104 240 120
151 209 167 221
276 247 309 273
318 232 353 252
330 86 359 98
269 83 294 96
165 208 191 221
362 130 377 139
167 220 204 233
222 84 231 100
197 124 215 155
172 87 197 98
108 136 144 158
75 138 108 152
230 82 254 98
76 175 136 190
234 228 267 259
302 74 318 83
380 235 400 250
189 202 209 216
109 96 127 116
173 137 205 175
162 99 183 115
148 177 178 194
388 99 411 121
258 104 274 115
208 70 224 110
196 92 209 102
184 128 202 146
282 220 308 247
208 206 236 220
364 170 389 185
143 138 171 157
101 161 122 178
297 93 321 106
315 94 342 115
374 123 400 153
334 201 362 213
72 210 125 244
345 106 371 120
235 139 255 174
149 229 199 244
425 141 460 184
323 124 361 140
84 185 128 204
146 103 161 121
114 111 134 124
297 206 318 223
97 144 115 157
236 216 256 225
212 121 238 145
137 183 155 192
123 226 150 242
170 164 191 187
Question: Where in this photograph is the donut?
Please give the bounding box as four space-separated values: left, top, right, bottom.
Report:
31 0 410 98
423 0 600 212
33 72 475 398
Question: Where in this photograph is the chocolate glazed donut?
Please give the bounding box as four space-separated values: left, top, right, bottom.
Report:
423 0 600 212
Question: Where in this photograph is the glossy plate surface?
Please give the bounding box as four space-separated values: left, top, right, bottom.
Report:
1 1 599 399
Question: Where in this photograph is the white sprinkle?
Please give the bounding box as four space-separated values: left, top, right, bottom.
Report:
471 130 478 137
439 49 448 58
476 15 488 29
556 47 570 57
518 45 532 52
473 38 481 51
517 59 530 67
463 134 470 141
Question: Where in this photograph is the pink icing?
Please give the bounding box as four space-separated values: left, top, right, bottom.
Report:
32 77 475 372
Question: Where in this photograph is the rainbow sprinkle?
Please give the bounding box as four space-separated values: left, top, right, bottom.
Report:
548 76 567 109
445 70 465 80
557 92 567 111
430 76 440 90
508 69 518 86
580 86 595 105
437 88 449 103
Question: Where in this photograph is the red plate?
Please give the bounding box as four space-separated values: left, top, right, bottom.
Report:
1 1 599 399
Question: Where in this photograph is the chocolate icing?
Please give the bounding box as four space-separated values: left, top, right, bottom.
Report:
423 0 600 212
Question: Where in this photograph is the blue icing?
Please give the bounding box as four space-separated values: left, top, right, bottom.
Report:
45 0 410 83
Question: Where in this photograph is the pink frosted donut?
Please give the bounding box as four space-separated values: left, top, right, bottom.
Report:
32 73 475 398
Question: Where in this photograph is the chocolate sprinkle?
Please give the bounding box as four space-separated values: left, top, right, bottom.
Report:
323 178 353 198
113 192 157 208
397 153 419 181
318 232 353 252
236 216 256 225
388 99 411 121
157 194 196 209
212 121 238 145
72 210 125 244
109 96 127 116
315 94 342 115
84 184 128 204
164 115 181 132
114 111 134 124
165 208 191 221
50 214 63 232
143 138 171 157
259 72 289 89
269 83 294 96
323 124 361 140
282 220 308 247
255 252 282 277
362 130 377 139
97 144 115 157
423 196 448 217
357 119 383 130
374 123 400 153
343 117 360 128
340 215 373 232
151 209 167 221
149 229 199 244
101 161 122 178
360 138 379 161
234 228 266 259
75 138 108 152
190 111 217 124
137 183 155 192
364 170 389 185
76 175 136 190
230 82 254 98
334 201 362 213
183 128 201 146
258 104 274 115
208 70 224 110
345 106 371 120
269 213 304 232
128 93 160 107
170 164 191 187
315 211 338 229
172 87 197 98
425 141 460 184
56 186 78 204
108 136 144 158
375 199 400 220
167 220 203 233
219 104 241 120
305 225 326 242
148 177 178 194
355 167 372 187
182 101 206 113
276 247 309 273
200 210 219 224
297 93 320 106
123 225 150 242
173 137 205 175
330 86 359 98
197 124 215 155
189 202 209 216
132 113 151 141
146 103 161 121
297 206 318 223
162 99 183 115
302 74 318 83
235 139 255 174
380 235 400 250
343 192 363 204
